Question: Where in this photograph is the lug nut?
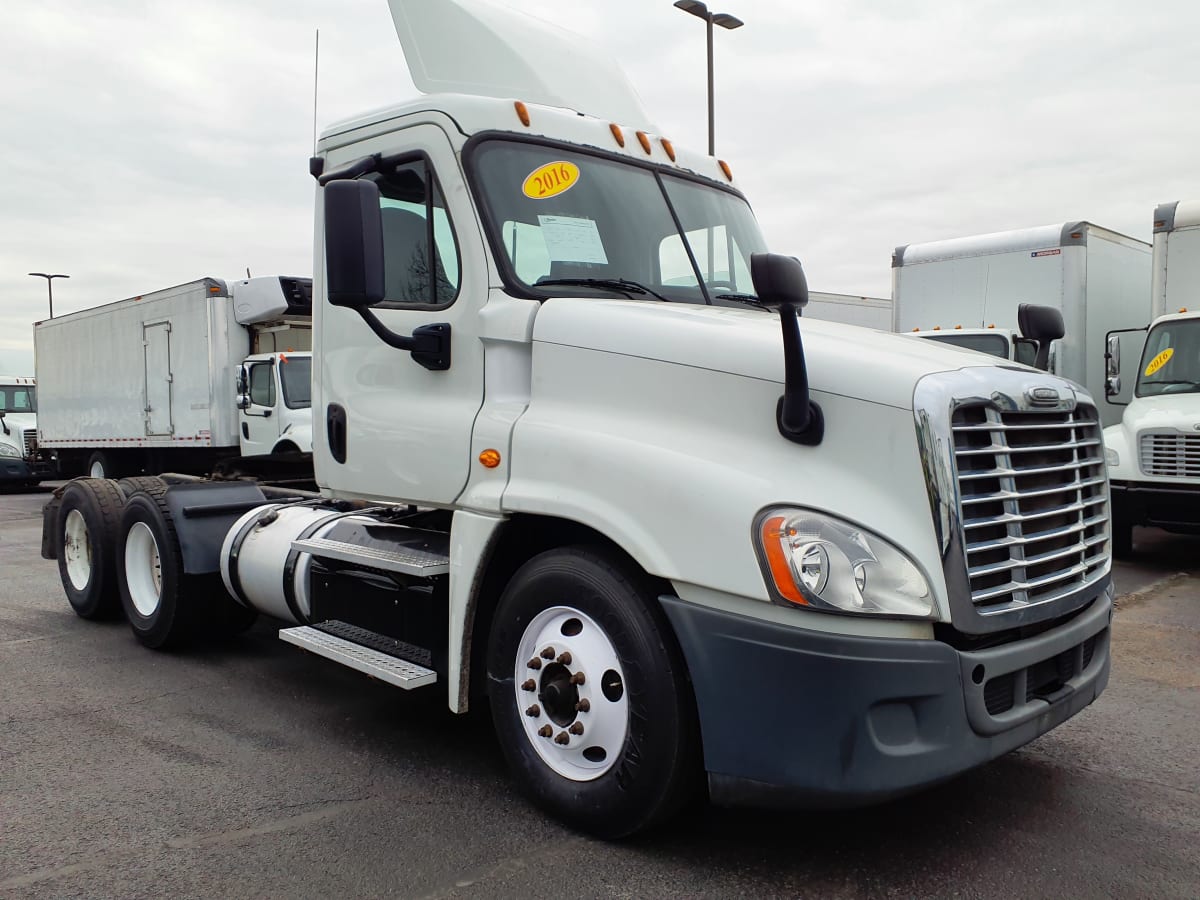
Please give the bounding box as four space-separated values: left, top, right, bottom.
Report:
554 731 570 745
569 672 586 686
575 698 590 713
521 679 536 692
527 658 542 670
540 647 556 660
538 725 553 738
568 722 584 736
556 652 572 665
525 704 541 717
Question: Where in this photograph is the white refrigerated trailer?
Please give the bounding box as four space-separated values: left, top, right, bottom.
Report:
35 276 314 478
892 222 1152 426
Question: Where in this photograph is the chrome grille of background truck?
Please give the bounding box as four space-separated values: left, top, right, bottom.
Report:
23 429 37 458
914 368 1112 634
1139 431 1200 478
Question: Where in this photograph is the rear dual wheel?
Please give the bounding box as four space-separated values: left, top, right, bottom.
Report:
487 546 700 839
57 479 125 619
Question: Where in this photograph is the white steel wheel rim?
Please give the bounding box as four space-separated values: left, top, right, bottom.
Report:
63 509 92 591
125 522 163 617
89 460 105 478
514 606 629 781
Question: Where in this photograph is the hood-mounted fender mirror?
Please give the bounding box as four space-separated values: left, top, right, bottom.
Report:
1017 303 1065 372
750 252 824 446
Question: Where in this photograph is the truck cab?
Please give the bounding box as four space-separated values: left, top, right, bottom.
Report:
237 351 313 457
0 376 53 487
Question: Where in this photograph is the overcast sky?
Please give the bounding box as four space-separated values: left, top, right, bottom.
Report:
2 0 1198 373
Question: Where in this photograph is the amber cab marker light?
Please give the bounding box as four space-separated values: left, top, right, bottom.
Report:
660 138 676 162
609 123 626 147
718 159 733 181
1180 307 1189 314
479 449 502 469
514 101 530 127
635 131 652 154
955 324 963 330
760 516 806 605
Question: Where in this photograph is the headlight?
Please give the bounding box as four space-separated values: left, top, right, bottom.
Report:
1104 447 1119 467
0 442 20 458
755 509 934 617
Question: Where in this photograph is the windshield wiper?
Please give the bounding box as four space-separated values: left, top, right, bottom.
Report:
714 292 765 307
536 277 672 303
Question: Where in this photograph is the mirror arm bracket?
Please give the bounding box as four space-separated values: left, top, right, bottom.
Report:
356 308 451 371
775 304 824 446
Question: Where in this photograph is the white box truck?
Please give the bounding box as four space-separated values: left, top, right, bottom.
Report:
35 276 314 479
892 223 1152 426
41 0 1113 839
803 291 892 329
1102 200 1200 554
0 375 54 487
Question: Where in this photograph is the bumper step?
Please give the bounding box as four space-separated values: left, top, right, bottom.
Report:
279 625 437 689
291 536 449 576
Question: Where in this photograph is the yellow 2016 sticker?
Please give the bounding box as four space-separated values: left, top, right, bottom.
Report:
523 161 579 200
1145 347 1174 376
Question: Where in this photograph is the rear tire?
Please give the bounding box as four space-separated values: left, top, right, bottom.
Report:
487 545 700 839
56 478 125 620
116 476 168 500
86 450 120 480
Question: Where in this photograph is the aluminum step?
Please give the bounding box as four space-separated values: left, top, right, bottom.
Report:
279 625 437 689
291 536 450 576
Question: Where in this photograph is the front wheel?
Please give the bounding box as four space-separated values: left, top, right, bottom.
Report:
487 546 700 838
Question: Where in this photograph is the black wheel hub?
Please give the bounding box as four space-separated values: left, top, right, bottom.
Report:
538 663 579 728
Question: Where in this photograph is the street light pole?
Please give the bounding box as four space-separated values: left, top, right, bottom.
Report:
674 0 744 156
28 272 69 319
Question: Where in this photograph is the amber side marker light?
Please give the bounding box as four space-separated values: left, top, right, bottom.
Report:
955 324 963 330
760 515 806 605
718 159 733 181
209 285 222 293
514 101 530 127
660 138 676 162
479 449 502 468
609 123 625 147
635 131 652 154
1180 307 1190 314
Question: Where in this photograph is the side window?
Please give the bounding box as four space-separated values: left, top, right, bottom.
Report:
369 159 461 306
248 363 275 407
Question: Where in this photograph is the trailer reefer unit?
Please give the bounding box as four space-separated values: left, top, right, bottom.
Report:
892 222 1151 426
35 276 313 478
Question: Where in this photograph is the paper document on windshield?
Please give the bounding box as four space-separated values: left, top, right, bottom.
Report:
537 215 609 265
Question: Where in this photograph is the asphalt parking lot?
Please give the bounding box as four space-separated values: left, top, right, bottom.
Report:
2 483 1198 899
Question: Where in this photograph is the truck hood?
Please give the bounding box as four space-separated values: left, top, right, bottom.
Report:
0 412 35 434
1118 391 1200 434
532 298 1024 410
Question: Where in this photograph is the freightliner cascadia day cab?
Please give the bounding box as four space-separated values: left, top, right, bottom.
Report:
42 0 1113 837
1102 200 1200 555
892 222 1152 426
35 276 315 480
0 375 54 487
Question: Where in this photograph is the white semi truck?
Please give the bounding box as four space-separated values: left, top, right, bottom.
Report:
892 222 1152 426
1102 200 1200 555
35 276 315 479
41 0 1113 838
0 375 54 487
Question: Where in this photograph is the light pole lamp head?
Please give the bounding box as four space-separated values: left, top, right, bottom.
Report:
712 12 744 29
674 0 710 20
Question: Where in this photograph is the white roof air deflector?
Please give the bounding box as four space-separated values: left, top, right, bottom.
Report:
387 0 655 129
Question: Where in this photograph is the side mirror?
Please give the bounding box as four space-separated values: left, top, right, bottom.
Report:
324 179 385 309
750 253 822 446
1017 303 1065 371
237 394 251 411
1105 375 1122 398
1106 334 1121 378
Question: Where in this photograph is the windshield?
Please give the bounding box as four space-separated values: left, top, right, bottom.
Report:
279 356 312 409
917 332 1011 360
0 385 36 413
1136 318 1200 397
470 139 768 306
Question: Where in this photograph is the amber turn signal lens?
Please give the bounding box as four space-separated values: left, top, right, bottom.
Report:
479 449 502 468
760 515 806 605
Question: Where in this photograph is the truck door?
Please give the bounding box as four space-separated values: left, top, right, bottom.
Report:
143 322 173 436
240 359 280 457
319 124 486 505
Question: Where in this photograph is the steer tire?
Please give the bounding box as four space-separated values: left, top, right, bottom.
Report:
117 491 205 649
487 545 701 839
56 478 126 620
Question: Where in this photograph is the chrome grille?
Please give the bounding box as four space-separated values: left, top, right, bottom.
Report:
22 429 37 458
951 404 1108 613
1139 431 1200 478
